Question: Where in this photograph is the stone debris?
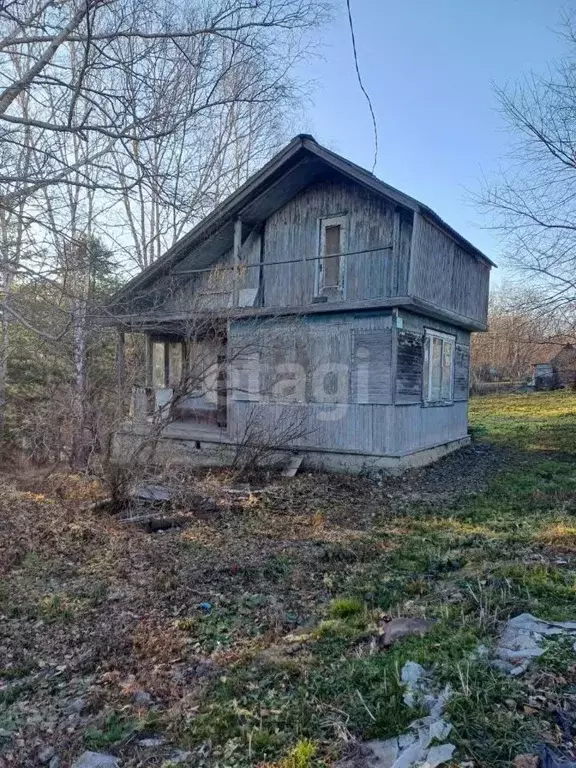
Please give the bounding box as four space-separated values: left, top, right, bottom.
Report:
496 613 576 676
138 736 166 748
379 618 436 648
71 753 119 768
343 662 455 768
514 755 540 768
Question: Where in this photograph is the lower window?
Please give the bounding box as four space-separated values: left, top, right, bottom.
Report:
423 329 455 403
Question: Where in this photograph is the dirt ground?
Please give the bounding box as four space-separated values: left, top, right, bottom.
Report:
1 393 576 768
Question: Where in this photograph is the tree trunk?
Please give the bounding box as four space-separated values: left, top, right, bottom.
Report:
70 286 90 469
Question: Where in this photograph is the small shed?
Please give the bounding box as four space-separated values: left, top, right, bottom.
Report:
534 363 554 390
552 344 576 388
535 344 576 390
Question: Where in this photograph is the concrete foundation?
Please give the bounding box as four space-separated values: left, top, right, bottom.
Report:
113 424 470 476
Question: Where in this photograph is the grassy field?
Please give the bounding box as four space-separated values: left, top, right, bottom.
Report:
470 391 576 453
1 392 576 767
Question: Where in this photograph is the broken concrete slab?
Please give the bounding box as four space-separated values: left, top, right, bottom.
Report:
496 613 576 676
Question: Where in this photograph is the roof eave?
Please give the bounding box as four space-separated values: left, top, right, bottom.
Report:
111 133 495 307
299 137 496 269
110 134 310 305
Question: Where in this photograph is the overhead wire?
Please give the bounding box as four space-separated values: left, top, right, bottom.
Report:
345 0 379 173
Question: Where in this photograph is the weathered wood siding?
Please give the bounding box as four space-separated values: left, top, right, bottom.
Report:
395 310 470 406
154 180 490 332
162 248 235 312
262 179 411 307
409 214 490 327
228 312 395 453
161 225 263 313
228 309 470 457
454 344 470 401
391 402 469 454
229 399 468 457
396 330 424 404
229 312 394 406
231 401 387 454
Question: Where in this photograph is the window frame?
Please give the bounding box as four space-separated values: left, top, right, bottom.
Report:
316 214 347 296
422 328 455 405
150 339 184 389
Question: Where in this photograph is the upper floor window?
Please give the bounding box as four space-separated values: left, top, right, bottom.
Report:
317 215 346 294
423 329 455 403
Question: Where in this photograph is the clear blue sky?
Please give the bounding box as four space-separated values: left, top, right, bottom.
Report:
301 0 572 269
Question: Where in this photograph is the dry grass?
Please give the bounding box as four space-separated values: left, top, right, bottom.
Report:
1 393 576 766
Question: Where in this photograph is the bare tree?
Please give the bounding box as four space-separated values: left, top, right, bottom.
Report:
111 38 298 270
471 286 576 384
480 12 576 315
0 0 326 443
0 0 324 277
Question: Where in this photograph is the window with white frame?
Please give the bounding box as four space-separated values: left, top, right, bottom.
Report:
423 329 455 403
317 215 346 293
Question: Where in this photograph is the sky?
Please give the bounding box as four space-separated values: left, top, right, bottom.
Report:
301 0 572 272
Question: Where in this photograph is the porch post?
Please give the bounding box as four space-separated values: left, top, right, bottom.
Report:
116 329 126 417
233 217 242 308
145 334 154 415
145 333 153 386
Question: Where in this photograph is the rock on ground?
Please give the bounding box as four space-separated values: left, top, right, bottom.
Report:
514 756 540 768
72 752 119 768
379 617 435 647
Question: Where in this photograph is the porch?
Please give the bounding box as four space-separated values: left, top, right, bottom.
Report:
117 324 230 440
120 415 230 444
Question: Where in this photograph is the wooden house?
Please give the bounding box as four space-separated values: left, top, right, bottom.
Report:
107 135 493 472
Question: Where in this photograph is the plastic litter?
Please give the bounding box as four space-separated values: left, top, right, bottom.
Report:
358 661 455 767
496 613 576 676
537 744 576 768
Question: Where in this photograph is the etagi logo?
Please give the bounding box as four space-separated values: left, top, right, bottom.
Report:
229 345 374 422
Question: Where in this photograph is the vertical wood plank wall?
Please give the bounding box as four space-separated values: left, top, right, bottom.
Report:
152 178 489 330
228 309 470 458
156 177 414 313
133 171 490 460
409 214 490 327
262 179 410 307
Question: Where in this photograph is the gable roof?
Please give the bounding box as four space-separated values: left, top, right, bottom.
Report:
552 343 576 368
112 134 495 307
